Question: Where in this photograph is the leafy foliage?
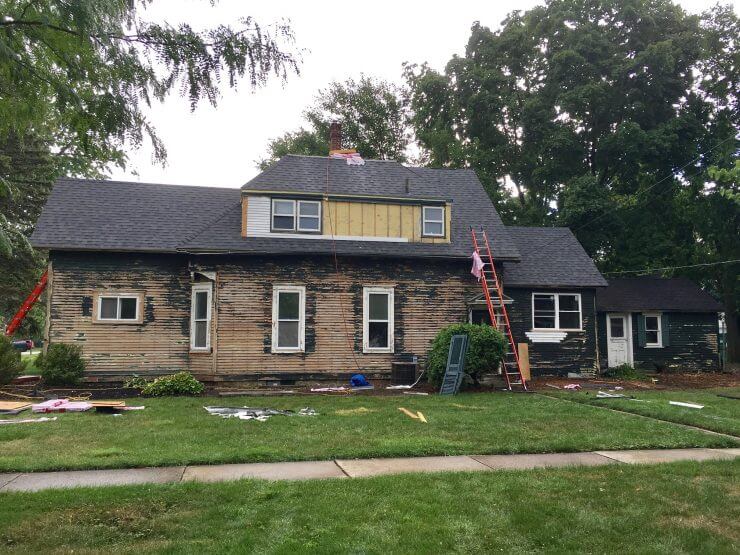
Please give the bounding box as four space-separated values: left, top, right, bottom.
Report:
0 1 301 337
602 364 648 381
0 335 24 384
39 343 86 386
406 0 739 361
426 324 507 387
258 75 410 168
140 372 204 396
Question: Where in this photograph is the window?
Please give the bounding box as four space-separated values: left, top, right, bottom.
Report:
272 286 305 352
422 206 445 237
608 315 624 338
532 293 582 330
97 295 139 322
190 284 212 351
644 313 662 347
271 199 321 232
363 287 394 353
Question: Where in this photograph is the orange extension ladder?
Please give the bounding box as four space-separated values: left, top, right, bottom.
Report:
4 270 47 337
470 228 527 391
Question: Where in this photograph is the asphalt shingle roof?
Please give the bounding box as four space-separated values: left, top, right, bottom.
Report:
502 226 607 288
596 277 723 312
32 156 521 261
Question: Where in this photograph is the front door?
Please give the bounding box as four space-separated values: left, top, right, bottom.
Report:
607 313 632 367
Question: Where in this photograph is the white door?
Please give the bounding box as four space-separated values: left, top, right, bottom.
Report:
607 313 632 367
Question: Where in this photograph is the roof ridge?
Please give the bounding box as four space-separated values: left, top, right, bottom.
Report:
57 177 238 193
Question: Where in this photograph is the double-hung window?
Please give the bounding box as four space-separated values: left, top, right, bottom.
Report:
98 295 139 322
422 206 445 237
363 287 394 353
644 313 662 347
532 293 582 330
272 286 305 352
271 199 321 232
190 284 212 351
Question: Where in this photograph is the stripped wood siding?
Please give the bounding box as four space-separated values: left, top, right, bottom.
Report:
48 252 212 379
194 255 475 378
505 288 599 376
630 312 719 372
244 194 451 243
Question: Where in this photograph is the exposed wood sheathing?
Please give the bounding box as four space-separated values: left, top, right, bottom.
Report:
322 200 450 243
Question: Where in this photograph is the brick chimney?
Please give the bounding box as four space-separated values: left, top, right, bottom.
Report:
329 121 342 152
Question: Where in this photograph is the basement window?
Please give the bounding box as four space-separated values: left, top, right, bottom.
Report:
190 283 212 351
97 295 139 322
271 199 321 232
363 286 394 353
422 206 445 237
272 285 305 352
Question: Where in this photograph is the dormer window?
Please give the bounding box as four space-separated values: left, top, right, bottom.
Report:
271 199 321 232
422 206 445 237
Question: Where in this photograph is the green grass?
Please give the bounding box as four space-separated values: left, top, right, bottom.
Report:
547 387 740 436
19 349 41 375
0 460 738 553
0 393 736 472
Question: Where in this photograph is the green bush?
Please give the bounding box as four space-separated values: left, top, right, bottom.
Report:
123 375 150 389
141 372 204 396
602 364 648 381
426 323 507 387
0 335 24 385
39 343 86 386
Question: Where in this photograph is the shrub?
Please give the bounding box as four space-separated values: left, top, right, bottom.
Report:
427 323 507 387
141 372 204 396
123 375 150 389
603 364 648 381
39 343 86 386
0 335 24 385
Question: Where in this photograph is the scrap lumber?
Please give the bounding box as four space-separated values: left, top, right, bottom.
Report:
398 407 420 420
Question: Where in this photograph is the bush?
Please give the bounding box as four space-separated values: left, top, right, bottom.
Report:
0 335 24 385
603 364 648 381
123 375 150 389
141 372 204 396
39 343 86 386
427 323 507 387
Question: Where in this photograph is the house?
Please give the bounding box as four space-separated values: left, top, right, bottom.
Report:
30 136 612 383
596 277 724 371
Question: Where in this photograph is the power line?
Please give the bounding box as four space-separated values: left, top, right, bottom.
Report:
603 259 740 276
519 134 738 259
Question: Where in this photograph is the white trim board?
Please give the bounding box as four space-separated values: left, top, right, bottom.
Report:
525 331 567 343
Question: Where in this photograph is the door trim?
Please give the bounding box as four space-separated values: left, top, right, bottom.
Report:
606 312 633 367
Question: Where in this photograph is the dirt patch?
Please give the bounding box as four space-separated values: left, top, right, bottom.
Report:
334 407 376 416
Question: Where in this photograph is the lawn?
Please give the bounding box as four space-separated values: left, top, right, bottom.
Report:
0 460 737 553
546 387 740 436
0 393 736 472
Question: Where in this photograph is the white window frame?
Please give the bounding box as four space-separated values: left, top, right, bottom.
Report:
97 295 140 322
363 286 394 353
422 206 445 237
297 200 321 232
271 199 321 232
190 283 212 351
532 292 582 331
644 312 663 348
272 285 306 353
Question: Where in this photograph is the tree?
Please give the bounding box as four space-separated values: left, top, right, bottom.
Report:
258 75 410 168
0 1 301 335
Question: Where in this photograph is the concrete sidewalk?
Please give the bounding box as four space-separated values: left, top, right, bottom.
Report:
1 448 737 492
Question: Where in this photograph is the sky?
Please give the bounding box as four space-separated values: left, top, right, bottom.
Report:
109 0 736 189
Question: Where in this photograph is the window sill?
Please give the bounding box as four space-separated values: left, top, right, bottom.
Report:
190 348 212 354
645 345 663 349
363 348 394 354
93 319 143 325
272 348 305 354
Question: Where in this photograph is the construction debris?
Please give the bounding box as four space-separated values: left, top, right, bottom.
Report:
33 399 92 413
0 401 32 414
669 401 704 409
0 416 57 425
596 391 628 399
398 407 427 423
204 406 317 422
563 384 582 390
310 387 347 393
545 383 561 389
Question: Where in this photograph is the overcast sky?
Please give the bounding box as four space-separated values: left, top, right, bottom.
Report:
109 0 736 188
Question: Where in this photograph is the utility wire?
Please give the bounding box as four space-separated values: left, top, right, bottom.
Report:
602 259 740 276
518 135 738 259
